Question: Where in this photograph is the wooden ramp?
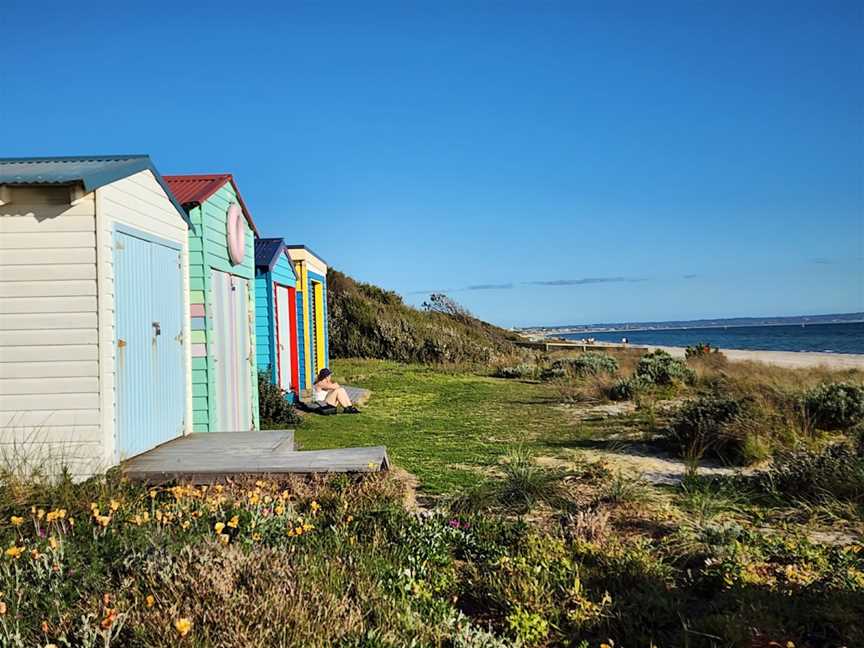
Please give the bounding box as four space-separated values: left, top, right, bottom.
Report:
122 431 390 483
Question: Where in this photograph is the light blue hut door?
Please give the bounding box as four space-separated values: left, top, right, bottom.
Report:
114 230 185 460
211 270 252 431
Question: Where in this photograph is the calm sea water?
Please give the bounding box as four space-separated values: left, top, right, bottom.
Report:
561 322 864 354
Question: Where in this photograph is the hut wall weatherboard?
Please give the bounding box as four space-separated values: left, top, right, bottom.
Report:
254 238 299 401
165 175 259 433
285 246 328 390
0 156 192 478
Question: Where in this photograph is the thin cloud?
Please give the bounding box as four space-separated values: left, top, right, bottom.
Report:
811 258 833 265
466 283 514 290
683 274 698 279
528 276 645 287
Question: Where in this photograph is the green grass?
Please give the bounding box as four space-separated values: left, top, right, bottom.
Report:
296 359 584 493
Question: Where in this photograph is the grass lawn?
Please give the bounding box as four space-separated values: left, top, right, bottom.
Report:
294 359 588 493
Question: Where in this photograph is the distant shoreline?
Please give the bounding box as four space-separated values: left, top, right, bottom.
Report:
526 318 864 336
595 341 864 370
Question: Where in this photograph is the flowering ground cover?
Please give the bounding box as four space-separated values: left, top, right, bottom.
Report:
2 358 862 646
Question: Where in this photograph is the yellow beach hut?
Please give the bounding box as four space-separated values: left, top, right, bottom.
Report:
285 245 329 391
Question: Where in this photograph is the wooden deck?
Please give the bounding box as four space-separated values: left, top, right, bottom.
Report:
122 430 390 483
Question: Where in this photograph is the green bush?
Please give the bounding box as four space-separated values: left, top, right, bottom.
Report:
539 366 566 381
663 394 745 462
608 376 651 401
803 382 864 431
327 269 521 364
635 350 696 386
493 364 538 380
258 371 301 429
556 352 619 377
746 444 864 505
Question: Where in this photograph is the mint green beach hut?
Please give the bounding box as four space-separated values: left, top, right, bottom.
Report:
165 174 260 432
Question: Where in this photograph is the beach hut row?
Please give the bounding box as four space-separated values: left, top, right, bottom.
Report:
0 155 330 477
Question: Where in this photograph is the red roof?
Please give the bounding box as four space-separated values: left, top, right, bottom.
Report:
163 174 259 236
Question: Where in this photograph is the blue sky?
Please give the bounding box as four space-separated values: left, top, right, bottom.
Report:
2 1 861 327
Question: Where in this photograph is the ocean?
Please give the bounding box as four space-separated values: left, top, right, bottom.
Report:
560 321 864 355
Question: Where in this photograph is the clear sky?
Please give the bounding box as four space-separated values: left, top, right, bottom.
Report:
2 1 861 327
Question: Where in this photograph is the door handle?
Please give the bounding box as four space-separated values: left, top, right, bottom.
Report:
152 322 161 336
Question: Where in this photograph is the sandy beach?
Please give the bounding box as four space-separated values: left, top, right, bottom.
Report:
633 344 864 370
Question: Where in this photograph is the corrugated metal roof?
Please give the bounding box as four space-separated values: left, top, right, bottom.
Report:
163 174 259 236
0 154 189 222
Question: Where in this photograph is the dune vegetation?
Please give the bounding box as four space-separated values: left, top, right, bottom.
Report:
3 296 864 646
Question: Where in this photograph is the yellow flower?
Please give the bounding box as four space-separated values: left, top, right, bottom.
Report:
109 500 120 512
149 490 158 499
219 534 230 545
252 533 261 542
275 505 285 516
309 501 320 513
214 522 225 534
787 643 795 648
145 594 155 608
30 549 41 560
10 516 24 527
48 537 59 550
227 515 239 529
68 517 75 527
36 509 45 520
5 546 24 559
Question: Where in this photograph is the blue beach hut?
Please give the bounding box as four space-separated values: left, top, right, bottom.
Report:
255 238 300 400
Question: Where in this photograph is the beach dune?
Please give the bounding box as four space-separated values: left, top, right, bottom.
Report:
638 344 864 370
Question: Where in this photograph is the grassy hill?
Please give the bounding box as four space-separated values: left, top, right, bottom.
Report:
326 269 522 364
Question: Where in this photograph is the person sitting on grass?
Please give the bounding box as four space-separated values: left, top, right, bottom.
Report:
313 368 360 414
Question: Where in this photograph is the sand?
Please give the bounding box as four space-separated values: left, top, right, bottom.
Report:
633 344 864 370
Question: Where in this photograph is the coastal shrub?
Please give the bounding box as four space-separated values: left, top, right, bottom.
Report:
662 394 746 462
635 349 696 386
493 364 538 380
539 366 566 381
803 382 864 431
608 376 651 401
258 371 301 429
556 352 619 377
745 444 864 506
327 269 521 364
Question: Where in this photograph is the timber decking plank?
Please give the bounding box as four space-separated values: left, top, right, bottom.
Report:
121 431 389 483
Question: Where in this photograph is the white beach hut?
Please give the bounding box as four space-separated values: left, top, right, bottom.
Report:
0 155 193 478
